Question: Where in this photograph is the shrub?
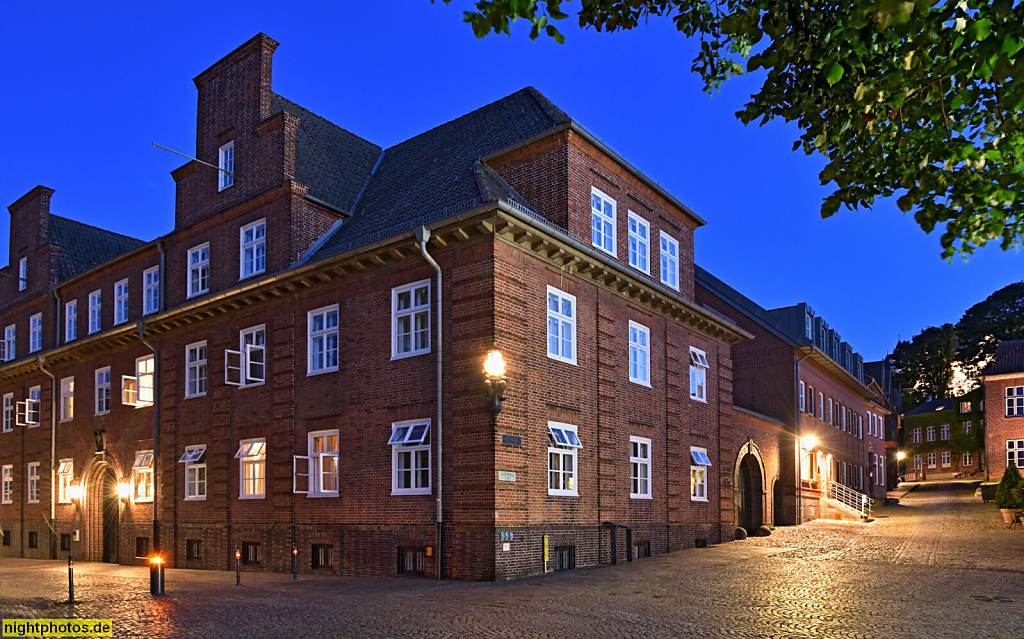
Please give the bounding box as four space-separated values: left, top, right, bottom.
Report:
995 464 1023 510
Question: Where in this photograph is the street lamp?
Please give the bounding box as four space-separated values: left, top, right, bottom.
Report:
483 350 507 416
117 482 132 502
896 451 906 482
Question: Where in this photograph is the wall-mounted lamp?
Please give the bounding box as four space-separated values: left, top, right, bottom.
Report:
800 434 818 451
117 483 132 502
67 485 83 503
93 428 107 454
483 350 507 416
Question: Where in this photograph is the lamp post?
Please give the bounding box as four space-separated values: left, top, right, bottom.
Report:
483 350 507 417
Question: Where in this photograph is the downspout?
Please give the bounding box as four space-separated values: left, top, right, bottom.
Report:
37 354 56 560
137 320 160 552
415 226 443 581
795 345 814 525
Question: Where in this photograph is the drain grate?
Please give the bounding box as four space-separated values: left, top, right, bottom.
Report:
970 595 1016 603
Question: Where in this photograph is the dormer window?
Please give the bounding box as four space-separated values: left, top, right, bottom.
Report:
218 141 235 191
18 258 26 291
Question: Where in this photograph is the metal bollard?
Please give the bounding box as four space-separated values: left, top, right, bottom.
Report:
235 546 241 586
68 555 74 604
292 546 298 581
149 555 165 596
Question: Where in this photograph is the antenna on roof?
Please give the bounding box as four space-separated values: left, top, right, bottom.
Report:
151 143 233 177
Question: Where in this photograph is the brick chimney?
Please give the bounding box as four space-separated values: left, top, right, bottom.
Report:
6 185 54 298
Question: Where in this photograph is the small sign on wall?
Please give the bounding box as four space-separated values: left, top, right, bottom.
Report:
498 470 516 482
501 542 511 553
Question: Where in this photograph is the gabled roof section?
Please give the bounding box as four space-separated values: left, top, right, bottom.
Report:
695 265 800 347
270 94 381 214
305 87 569 262
905 397 955 417
49 215 146 282
985 339 1024 376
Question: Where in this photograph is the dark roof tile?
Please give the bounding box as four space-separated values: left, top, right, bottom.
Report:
986 339 1024 376
49 215 146 282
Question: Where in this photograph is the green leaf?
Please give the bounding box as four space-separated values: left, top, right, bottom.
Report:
826 62 845 85
971 18 993 42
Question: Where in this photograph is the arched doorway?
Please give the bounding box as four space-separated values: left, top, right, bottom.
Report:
85 464 119 563
736 454 764 534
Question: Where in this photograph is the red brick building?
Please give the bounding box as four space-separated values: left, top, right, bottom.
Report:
981 340 1024 482
696 269 878 524
0 34 750 580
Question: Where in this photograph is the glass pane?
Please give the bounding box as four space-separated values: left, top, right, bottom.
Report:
550 427 567 445
548 293 558 313
565 430 581 448
561 299 572 318
414 286 429 307
407 424 427 443
397 291 410 311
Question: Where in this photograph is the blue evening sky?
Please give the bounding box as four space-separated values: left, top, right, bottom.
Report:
1 2 1018 362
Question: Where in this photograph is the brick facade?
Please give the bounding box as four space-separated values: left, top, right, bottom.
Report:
0 34 748 580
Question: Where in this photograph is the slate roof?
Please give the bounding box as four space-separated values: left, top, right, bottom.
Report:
304 87 571 262
49 215 146 282
904 397 956 417
985 339 1024 376
270 94 381 213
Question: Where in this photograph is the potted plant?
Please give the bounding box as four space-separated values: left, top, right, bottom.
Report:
995 464 1023 524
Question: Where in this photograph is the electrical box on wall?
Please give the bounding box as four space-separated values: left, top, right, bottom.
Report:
73 530 80 542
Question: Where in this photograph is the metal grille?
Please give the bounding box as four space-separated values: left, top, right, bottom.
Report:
241 542 261 565
553 546 575 572
398 547 425 576
632 541 651 559
312 544 333 570
186 539 202 561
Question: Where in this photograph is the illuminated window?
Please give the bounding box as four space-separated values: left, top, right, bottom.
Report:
294 430 339 496
690 447 711 501
1 465 11 503
58 459 74 504
548 422 581 496
60 377 74 422
236 438 266 498
133 451 154 501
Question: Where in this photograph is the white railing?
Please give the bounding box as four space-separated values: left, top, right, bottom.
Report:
827 481 874 519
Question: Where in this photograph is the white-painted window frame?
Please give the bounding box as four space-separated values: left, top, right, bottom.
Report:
590 187 617 256
95 367 111 415
627 211 650 274
3 325 14 362
88 290 101 334
185 341 207 398
690 447 709 501
133 451 154 502
307 305 339 375
240 219 266 279
113 278 129 325
392 280 431 359
65 300 77 342
60 377 74 422
28 313 41 353
218 140 235 191
547 422 581 496
188 243 210 298
630 436 652 499
18 257 27 291
546 286 577 365
1 465 12 503
143 266 160 315
628 321 651 386
391 419 431 496
1 393 12 433
689 347 708 402
236 438 267 499
659 231 679 290
58 459 74 504
27 462 39 503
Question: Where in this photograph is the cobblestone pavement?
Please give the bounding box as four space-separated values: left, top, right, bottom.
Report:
2 481 1022 638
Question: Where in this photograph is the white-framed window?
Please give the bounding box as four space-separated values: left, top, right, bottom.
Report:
65 300 77 342
27 387 40 426
294 430 340 496
690 447 711 501
659 231 679 290
628 321 651 386
1007 439 1024 469
95 367 111 415
185 342 207 398
940 424 950 440
218 140 235 191
60 377 74 422
180 445 207 501
591 187 617 256
828 398 834 426
866 411 873 437
58 459 74 504
392 280 431 359
188 244 210 298
3 324 15 361
390 420 431 495
307 305 339 374
240 219 266 279
143 266 160 315
627 212 650 274
963 421 972 435
1005 386 1024 417
1 465 12 504
629 436 651 499
926 426 935 442
941 451 951 468
2 393 12 432
113 279 129 325
818 392 824 420
858 413 863 439
88 290 102 334
226 325 266 387
28 313 42 353
548 422 581 496
799 381 806 412
27 462 39 503
546 286 576 365
124 355 155 407
18 257 27 291
912 428 922 444
927 452 936 469
689 347 709 402
132 451 154 501
913 454 922 469
236 439 266 499
963 452 973 467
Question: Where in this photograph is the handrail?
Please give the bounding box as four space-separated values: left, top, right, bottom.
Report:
826 480 874 518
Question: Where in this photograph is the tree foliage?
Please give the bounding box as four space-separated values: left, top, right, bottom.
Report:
955 281 1024 377
438 0 1024 258
892 323 957 410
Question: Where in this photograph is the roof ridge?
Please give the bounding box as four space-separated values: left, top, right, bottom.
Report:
49 214 145 244
524 86 571 125
270 93 381 151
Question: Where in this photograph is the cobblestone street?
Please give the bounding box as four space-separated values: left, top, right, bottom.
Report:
2 481 1022 638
